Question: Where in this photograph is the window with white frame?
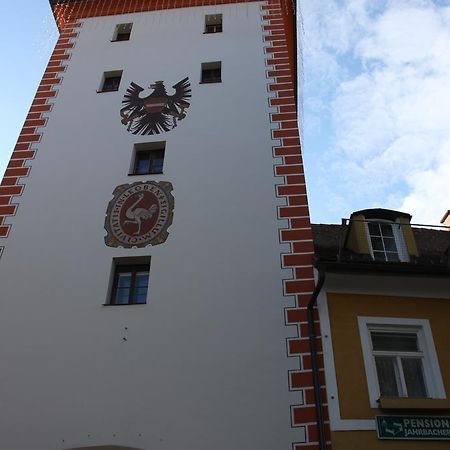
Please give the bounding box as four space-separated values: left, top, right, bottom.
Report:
358 317 446 408
366 220 409 262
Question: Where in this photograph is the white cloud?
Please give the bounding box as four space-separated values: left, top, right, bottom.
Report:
303 0 450 224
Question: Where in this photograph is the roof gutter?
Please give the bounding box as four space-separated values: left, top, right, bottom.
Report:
307 264 326 450
315 260 450 277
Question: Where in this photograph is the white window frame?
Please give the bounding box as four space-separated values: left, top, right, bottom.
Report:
358 316 446 408
365 219 409 262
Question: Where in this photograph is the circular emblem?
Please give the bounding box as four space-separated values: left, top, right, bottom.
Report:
104 181 174 248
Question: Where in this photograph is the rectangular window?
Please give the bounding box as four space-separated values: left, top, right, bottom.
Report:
358 317 446 408
113 23 133 41
371 331 427 397
100 70 123 92
109 258 150 305
365 220 410 262
131 142 165 175
367 222 400 262
201 61 222 83
204 14 222 33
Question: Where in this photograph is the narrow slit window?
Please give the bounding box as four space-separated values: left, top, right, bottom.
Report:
113 23 133 41
100 70 123 93
204 14 222 33
201 61 222 83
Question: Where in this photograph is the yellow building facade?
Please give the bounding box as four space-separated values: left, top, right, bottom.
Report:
312 209 450 449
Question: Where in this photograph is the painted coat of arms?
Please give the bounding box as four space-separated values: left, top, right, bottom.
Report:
120 77 191 135
104 181 174 248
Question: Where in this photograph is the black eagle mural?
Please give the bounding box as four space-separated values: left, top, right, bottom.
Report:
120 77 191 135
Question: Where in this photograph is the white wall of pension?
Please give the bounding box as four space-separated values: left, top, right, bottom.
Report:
0 3 300 450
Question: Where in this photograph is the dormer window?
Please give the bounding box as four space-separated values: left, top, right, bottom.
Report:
343 208 417 263
367 221 408 262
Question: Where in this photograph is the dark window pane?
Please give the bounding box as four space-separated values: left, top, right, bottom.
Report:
114 23 132 41
135 272 149 287
134 149 164 174
117 273 132 288
384 237 397 252
134 287 148 303
372 332 418 352
373 251 386 261
115 287 131 304
402 358 427 397
135 152 150 174
103 76 121 92
116 32 131 41
111 264 149 305
375 356 400 397
386 252 400 262
370 237 384 251
380 223 394 237
202 67 221 83
205 23 222 33
151 158 164 173
368 222 381 236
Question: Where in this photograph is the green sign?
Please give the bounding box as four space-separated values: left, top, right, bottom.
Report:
377 415 450 440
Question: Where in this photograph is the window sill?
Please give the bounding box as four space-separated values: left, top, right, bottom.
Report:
379 397 450 410
199 80 222 84
96 90 119 94
102 303 147 306
128 172 163 176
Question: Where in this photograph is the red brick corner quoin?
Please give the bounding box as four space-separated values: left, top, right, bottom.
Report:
260 1 330 448
0 20 81 258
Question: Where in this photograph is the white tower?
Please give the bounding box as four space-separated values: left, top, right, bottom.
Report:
0 1 322 449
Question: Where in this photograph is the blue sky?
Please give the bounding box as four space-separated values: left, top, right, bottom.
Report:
0 1 57 184
301 0 450 225
1 0 449 225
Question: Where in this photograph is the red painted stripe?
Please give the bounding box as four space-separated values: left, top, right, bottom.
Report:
11 151 36 160
7 160 24 169
273 129 299 138
4 168 30 177
282 253 314 267
280 228 313 242
277 185 307 196
0 205 17 215
284 155 302 164
275 164 303 176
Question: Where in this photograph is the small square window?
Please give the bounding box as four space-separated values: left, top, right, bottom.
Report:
201 62 221 83
130 142 165 175
113 23 133 41
100 70 123 93
204 14 222 33
108 258 150 305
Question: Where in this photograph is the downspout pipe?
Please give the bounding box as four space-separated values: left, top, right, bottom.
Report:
307 264 326 450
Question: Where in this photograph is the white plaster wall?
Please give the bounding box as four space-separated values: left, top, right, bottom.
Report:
0 4 301 450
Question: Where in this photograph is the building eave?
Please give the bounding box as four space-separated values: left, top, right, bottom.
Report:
315 259 450 278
